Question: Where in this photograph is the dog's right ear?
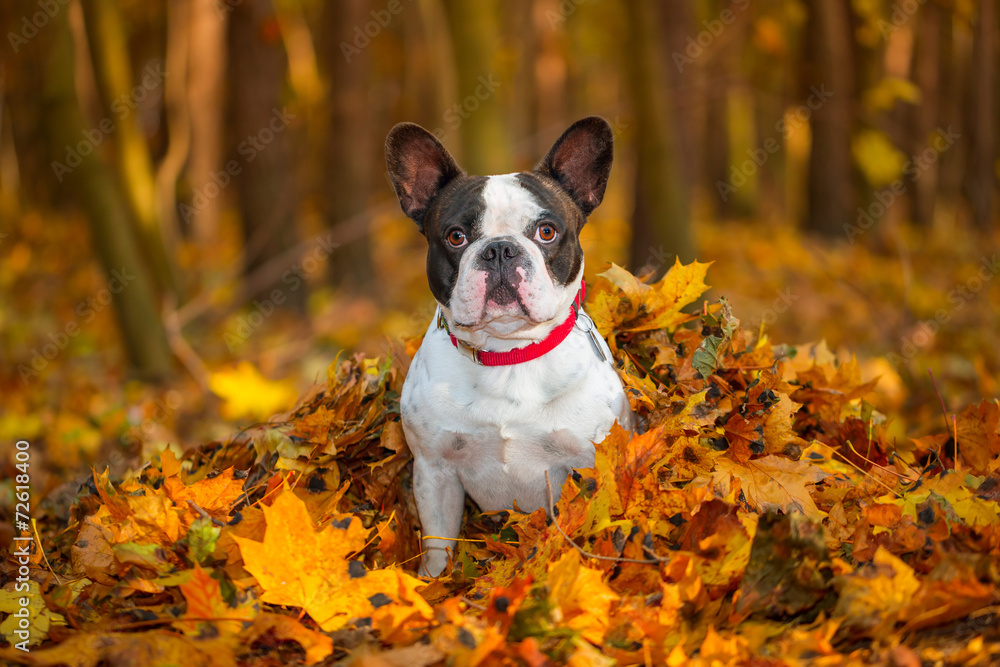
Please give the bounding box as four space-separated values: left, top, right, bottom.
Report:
385 123 463 228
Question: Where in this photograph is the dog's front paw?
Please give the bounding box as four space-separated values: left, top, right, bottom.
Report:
419 548 450 578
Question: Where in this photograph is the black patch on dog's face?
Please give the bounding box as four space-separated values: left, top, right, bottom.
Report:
514 173 587 287
420 176 488 306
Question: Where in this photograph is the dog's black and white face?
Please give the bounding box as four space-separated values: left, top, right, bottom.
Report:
385 117 613 336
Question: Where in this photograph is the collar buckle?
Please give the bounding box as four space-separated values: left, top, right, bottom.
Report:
454 338 483 365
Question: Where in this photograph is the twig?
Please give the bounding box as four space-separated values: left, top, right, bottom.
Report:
621 347 669 390
865 417 874 464
461 598 486 612
173 203 395 328
421 536 487 543
952 414 961 472
543 471 667 565
163 294 210 392
927 369 952 435
186 500 226 526
350 510 398 558
843 441 911 480
830 447 903 498
32 519 64 585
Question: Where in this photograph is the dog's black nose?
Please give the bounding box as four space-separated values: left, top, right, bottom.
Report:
480 240 520 266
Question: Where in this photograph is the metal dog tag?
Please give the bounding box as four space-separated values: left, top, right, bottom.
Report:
576 311 608 363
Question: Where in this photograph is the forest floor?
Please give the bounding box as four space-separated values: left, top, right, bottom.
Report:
1 211 999 665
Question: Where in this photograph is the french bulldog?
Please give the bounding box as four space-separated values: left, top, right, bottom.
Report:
385 116 633 576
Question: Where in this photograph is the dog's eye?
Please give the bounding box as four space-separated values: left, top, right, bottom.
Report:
447 229 468 247
535 224 558 243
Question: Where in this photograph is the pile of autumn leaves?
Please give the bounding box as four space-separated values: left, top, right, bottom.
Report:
5 261 1000 666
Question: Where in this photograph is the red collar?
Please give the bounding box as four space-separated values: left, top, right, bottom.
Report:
438 280 586 366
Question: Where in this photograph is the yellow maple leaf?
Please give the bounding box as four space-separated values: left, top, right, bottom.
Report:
233 489 431 632
547 550 620 644
695 626 752 665
588 259 711 336
209 362 298 421
876 471 1000 528
0 581 66 647
833 547 920 638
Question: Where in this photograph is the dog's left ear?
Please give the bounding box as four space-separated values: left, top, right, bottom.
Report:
535 116 614 216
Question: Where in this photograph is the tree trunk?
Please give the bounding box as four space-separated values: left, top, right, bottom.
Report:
44 5 172 380
625 0 692 279
803 0 855 237
910 2 942 227
227 0 305 309
185 0 228 246
80 0 177 293
935 4 971 230
318 0 375 291
442 0 509 175
966 0 996 230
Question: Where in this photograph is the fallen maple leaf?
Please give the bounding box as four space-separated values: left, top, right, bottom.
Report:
163 467 245 524
588 259 711 336
241 613 333 664
955 399 1000 475
175 564 257 636
716 455 829 522
233 488 431 632
0 581 65 647
0 631 236 667
209 362 299 421
833 547 920 638
547 550 620 644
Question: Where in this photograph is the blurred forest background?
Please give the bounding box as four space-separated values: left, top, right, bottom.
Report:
0 0 998 474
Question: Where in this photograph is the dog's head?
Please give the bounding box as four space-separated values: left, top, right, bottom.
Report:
385 117 613 337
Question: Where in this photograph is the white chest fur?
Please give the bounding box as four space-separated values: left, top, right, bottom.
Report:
401 311 631 515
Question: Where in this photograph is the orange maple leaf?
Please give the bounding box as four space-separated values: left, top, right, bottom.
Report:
163 467 245 523
956 399 1000 475
716 455 828 522
175 564 257 636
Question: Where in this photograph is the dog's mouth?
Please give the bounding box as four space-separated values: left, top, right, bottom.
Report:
452 283 529 328
449 263 564 332
485 281 520 307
